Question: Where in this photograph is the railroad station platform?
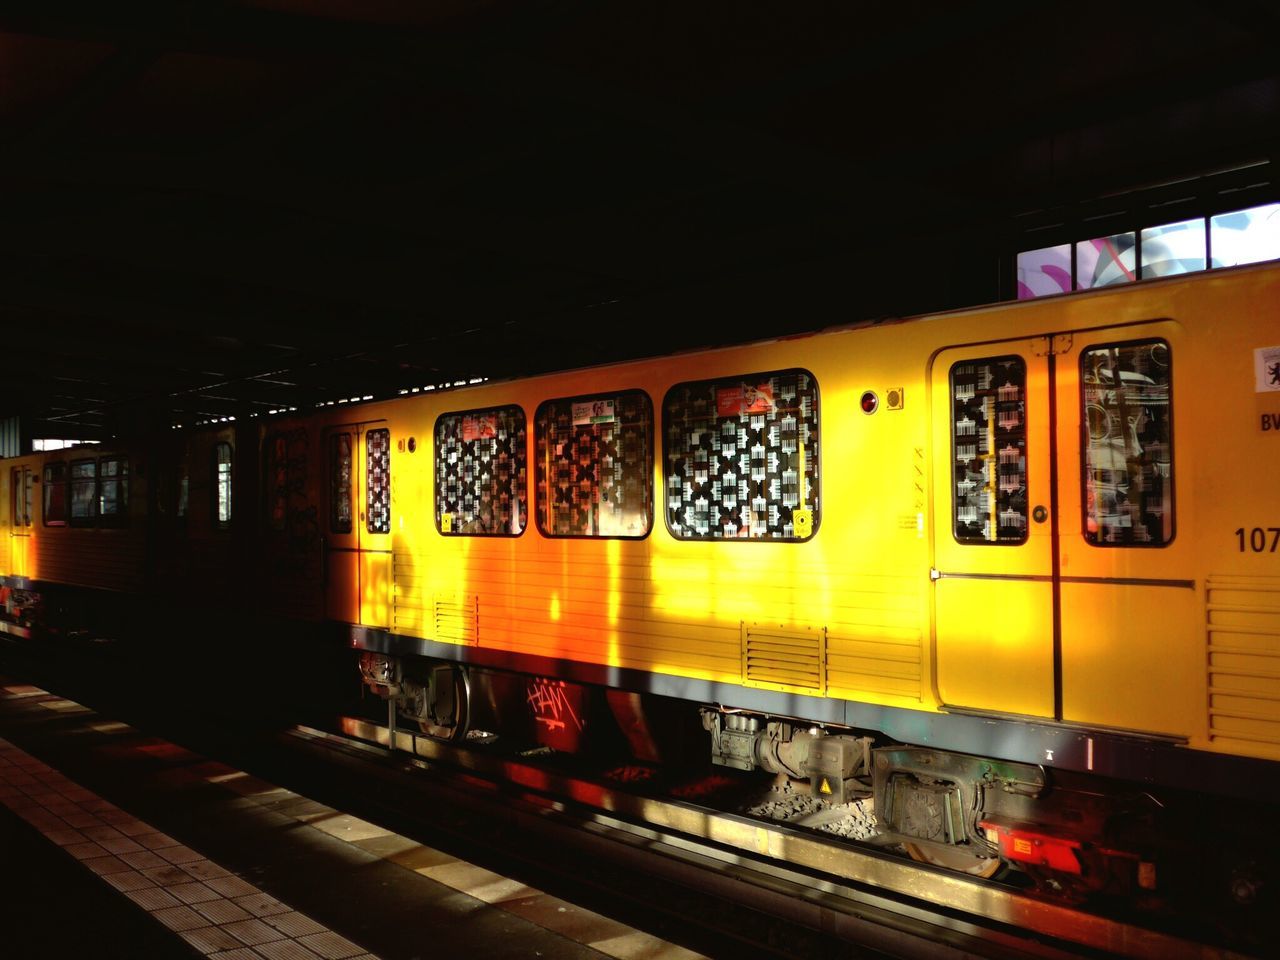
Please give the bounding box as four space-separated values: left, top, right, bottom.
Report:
0 679 707 960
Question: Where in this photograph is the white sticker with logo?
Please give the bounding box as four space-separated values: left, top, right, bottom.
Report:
1256 345 1280 393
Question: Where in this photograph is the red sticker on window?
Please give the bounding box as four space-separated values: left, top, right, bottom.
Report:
461 414 497 441
716 383 774 418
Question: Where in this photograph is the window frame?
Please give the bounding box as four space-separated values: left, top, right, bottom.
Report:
68 457 98 526
329 432 354 535
948 355 1030 547
1078 337 1176 549
96 456 129 526
42 462 67 527
662 368 820 543
365 427 391 535
534 390 653 541
264 433 289 533
434 404 528 538
212 442 233 530
10 467 32 528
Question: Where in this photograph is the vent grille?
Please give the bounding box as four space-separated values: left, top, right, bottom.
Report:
742 622 826 694
434 593 478 645
1208 576 1280 747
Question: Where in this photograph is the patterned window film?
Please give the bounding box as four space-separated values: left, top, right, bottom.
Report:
70 459 97 522
330 433 353 534
214 442 233 529
1080 340 1174 546
535 392 651 538
98 457 128 521
436 406 527 536
664 370 818 541
43 463 66 526
949 357 1028 544
365 428 391 535
266 435 288 532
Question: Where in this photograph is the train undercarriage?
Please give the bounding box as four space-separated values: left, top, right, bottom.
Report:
358 648 1275 924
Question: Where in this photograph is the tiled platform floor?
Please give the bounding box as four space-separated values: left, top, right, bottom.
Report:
0 680 707 960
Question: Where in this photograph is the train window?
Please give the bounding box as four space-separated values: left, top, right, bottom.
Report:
177 471 189 519
213 442 233 529
266 434 289 532
949 357 1028 544
664 370 818 541
10 468 31 527
435 406 527 536
535 392 651 539
69 459 98 523
42 463 67 526
98 457 128 523
1080 340 1174 546
366 428 391 535
330 433 353 534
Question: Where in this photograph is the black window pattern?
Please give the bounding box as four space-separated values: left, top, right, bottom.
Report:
535 392 651 538
1080 340 1174 546
266 435 289 532
43 463 67 526
436 406 527 536
950 357 1028 544
366 428 391 534
330 433 353 534
664 370 818 541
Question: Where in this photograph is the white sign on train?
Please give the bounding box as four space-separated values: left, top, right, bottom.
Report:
1256 345 1280 392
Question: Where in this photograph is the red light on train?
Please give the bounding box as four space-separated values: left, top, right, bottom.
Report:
860 391 878 414
980 819 1082 875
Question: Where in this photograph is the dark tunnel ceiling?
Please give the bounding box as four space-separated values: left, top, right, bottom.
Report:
2 1 1279 437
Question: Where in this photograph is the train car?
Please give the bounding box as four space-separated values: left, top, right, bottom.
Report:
1 442 149 639
340 260 1280 903
3 261 1279 908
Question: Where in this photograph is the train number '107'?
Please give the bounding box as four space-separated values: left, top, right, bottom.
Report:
1236 527 1280 552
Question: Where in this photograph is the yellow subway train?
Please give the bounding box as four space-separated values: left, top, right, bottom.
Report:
3 261 1279 903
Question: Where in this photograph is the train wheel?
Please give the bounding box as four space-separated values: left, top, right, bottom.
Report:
903 842 1002 878
413 664 470 741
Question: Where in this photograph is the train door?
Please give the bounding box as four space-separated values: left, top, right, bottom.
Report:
931 324 1194 734
1053 323 1196 736
8 466 33 578
323 422 392 628
931 342 1055 717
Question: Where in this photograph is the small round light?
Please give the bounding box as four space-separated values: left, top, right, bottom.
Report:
860 390 879 414
407 436 417 453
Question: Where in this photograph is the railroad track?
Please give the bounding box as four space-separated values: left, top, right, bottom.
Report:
308 716 1255 960
0 635 1259 959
